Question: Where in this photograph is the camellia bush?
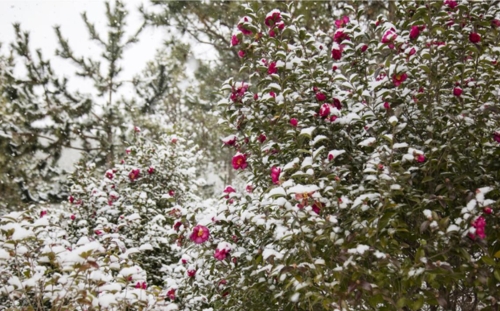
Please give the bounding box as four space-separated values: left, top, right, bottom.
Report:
186 1 500 311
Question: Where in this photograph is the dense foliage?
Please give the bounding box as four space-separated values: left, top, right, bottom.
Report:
1 0 500 310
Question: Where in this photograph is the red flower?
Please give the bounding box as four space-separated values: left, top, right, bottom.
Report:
331 45 343 60
181 259 188 265
493 132 500 143
187 270 196 278
231 34 239 46
169 190 175 197
167 288 176 300
492 19 500 28
333 98 342 110
69 196 75 204
214 248 230 260
95 230 103 235
129 168 140 181
319 103 331 118
237 17 253 36
246 184 253 193
268 62 278 75
269 29 276 37
277 22 285 30
469 216 486 239
222 135 237 146
409 26 420 40
332 65 338 71
483 207 493 215
40 210 47 218
258 134 267 143
408 47 416 56
271 166 281 184
135 281 147 290
270 91 276 98
384 102 390 109
333 30 350 43
238 50 246 58
312 202 323 214
224 186 236 194
134 126 141 133
232 153 248 170
469 32 481 44
189 225 210 244
265 10 281 27
392 73 408 87
416 154 426 163
171 138 178 144
70 214 76 220
147 166 155 174
230 83 249 103
453 87 463 97
105 170 114 179
361 44 368 52
381 29 398 49
444 0 458 9
315 92 326 101
335 16 350 28
290 118 298 127
173 221 182 231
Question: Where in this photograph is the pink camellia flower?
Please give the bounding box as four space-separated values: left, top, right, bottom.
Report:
134 126 141 133
409 25 420 40
493 132 500 143
265 9 281 27
232 153 248 170
483 207 493 214
408 47 416 56
335 15 350 28
135 281 147 290
125 148 131 154
147 166 155 174
258 134 267 143
469 32 481 43
330 115 338 122
173 221 182 231
319 103 331 118
315 92 326 101
253 93 258 100
277 22 285 30
453 87 463 97
129 168 140 181
270 91 276 98
332 65 338 71
271 166 281 184
189 225 210 244
171 137 178 144
187 270 196 278
268 62 278 75
69 196 75 203
231 34 239 46
223 186 236 194
169 189 175 196
444 0 458 9
384 102 390 109
222 135 237 146
237 16 253 36
40 210 47 218
492 19 500 28
246 184 253 193
167 288 176 300
230 83 249 103
70 214 76 221
381 29 398 49
416 154 426 163
312 202 323 214
214 248 230 261
238 50 246 58
269 29 276 37
392 73 408 87
95 230 103 235
469 216 486 239
290 118 298 127
361 44 368 52
331 44 343 60
333 98 342 110
333 30 350 43
105 170 114 179
181 259 188 265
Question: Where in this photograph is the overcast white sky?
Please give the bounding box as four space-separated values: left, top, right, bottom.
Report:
0 0 168 95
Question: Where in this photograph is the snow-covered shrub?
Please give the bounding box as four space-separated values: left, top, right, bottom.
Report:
191 2 500 310
65 135 205 288
0 207 161 310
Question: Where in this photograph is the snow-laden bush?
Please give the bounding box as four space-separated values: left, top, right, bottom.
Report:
188 2 500 310
0 208 161 310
